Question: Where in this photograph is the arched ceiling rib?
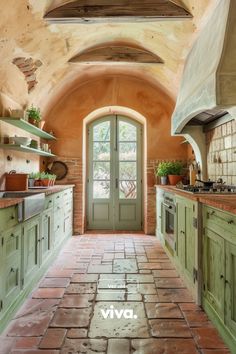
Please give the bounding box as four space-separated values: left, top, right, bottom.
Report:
69 42 164 64
44 0 192 24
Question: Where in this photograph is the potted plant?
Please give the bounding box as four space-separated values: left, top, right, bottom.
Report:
28 172 40 187
26 105 41 127
155 162 171 185
167 161 183 185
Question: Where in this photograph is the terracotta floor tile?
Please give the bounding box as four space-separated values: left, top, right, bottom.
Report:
155 277 185 288
150 319 192 338
14 337 41 349
32 288 65 299
39 278 70 288
50 308 91 328
65 283 96 294
67 328 88 338
59 294 94 308
132 338 199 354
145 303 183 319
192 328 228 349
1 234 231 353
71 274 99 283
158 288 194 302
152 269 179 277
39 328 67 349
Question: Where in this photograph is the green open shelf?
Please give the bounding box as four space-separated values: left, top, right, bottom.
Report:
0 144 56 157
0 118 56 140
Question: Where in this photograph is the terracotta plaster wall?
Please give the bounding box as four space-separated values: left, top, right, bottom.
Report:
44 75 187 234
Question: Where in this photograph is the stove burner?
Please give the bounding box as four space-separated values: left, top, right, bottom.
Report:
179 185 236 194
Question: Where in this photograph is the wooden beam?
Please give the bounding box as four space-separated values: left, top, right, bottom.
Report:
44 0 192 23
69 44 164 64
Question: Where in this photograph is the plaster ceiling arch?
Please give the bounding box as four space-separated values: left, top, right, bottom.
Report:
42 66 175 118
68 40 164 64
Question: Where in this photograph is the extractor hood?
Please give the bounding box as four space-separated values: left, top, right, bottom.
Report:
172 0 236 134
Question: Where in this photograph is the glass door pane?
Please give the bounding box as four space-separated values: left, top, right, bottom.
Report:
118 121 137 200
92 121 111 199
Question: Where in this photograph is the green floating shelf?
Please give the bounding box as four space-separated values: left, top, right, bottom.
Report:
0 144 56 157
0 118 56 140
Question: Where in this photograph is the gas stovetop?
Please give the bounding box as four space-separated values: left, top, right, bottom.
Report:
177 185 236 194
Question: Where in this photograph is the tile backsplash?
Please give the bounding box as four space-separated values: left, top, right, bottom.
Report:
207 119 236 185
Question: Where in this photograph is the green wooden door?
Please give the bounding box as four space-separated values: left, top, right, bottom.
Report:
225 241 236 337
203 228 225 319
23 216 40 286
87 115 142 231
41 209 53 264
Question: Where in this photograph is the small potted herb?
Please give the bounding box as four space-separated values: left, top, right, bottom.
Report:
155 162 171 185
167 161 183 185
26 105 41 127
28 172 40 187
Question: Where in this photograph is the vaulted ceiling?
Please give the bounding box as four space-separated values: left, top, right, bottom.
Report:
0 0 219 114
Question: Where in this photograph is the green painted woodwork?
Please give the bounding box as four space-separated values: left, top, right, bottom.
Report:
41 209 53 264
0 144 55 157
1 225 21 312
0 187 73 333
22 216 40 287
203 227 225 319
176 196 196 284
0 118 56 140
203 205 236 352
87 115 142 231
225 241 236 339
0 206 19 233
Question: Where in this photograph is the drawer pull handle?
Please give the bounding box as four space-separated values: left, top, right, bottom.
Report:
57 196 60 199
220 274 224 279
10 268 15 273
11 215 15 220
228 220 234 225
11 233 15 238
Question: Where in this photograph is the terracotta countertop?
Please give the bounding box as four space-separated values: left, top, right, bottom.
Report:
156 185 236 215
0 185 74 209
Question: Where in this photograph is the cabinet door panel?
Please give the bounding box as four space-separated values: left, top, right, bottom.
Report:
41 209 53 264
185 206 195 277
3 259 20 309
5 225 21 260
225 241 236 337
203 228 225 319
23 217 40 286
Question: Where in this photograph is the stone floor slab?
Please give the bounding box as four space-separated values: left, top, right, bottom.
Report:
89 302 149 338
50 308 91 328
113 259 138 273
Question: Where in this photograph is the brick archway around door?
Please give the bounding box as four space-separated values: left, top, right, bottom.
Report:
44 74 188 235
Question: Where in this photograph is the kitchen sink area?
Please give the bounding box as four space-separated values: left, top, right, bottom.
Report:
0 191 45 221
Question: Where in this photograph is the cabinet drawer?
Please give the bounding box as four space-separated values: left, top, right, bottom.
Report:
45 195 53 210
63 188 73 203
4 225 21 261
205 206 236 240
54 192 63 208
0 206 19 232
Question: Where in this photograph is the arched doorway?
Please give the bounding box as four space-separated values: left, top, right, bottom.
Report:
87 115 143 231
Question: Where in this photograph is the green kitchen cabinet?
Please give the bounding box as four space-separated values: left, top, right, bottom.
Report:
225 241 236 339
22 216 40 287
203 227 225 319
202 205 236 352
156 187 164 242
0 224 21 314
176 196 197 285
40 208 53 265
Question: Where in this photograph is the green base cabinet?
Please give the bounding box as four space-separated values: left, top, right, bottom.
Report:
22 216 40 288
175 196 198 298
203 205 236 353
0 187 73 333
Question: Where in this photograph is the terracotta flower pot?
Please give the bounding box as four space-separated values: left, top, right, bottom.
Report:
42 179 51 187
28 117 40 127
168 175 183 185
